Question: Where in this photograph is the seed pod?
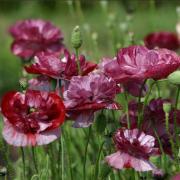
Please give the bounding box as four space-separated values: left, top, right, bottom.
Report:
163 102 171 113
71 26 82 49
168 71 180 85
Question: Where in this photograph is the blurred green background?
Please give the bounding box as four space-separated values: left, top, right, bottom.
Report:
0 0 180 97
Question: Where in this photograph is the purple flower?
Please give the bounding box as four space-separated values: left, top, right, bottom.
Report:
63 73 121 128
105 128 159 172
9 19 64 60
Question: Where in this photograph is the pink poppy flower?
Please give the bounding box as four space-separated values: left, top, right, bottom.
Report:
98 57 147 97
117 46 180 81
63 73 121 128
105 128 159 172
28 75 52 92
25 50 97 80
144 32 179 50
120 98 180 155
9 19 64 60
172 173 180 180
1 90 65 146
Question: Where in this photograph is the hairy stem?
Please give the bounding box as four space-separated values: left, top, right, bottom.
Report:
83 126 92 180
124 91 130 129
75 48 82 75
21 147 26 179
32 147 38 174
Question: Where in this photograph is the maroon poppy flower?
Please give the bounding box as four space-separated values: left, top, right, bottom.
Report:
1 90 65 146
117 46 180 81
105 128 159 172
120 98 180 155
63 73 121 128
9 19 64 60
25 50 97 80
144 32 179 50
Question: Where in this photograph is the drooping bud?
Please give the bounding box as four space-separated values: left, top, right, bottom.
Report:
168 71 180 85
71 25 82 49
163 102 171 114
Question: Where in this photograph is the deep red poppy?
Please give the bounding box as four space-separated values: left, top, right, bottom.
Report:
1 90 65 146
9 19 64 60
144 32 179 50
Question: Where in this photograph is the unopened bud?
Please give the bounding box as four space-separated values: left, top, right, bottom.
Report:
176 6 180 19
92 32 98 41
163 102 171 114
116 43 122 50
71 26 82 49
168 71 180 85
100 0 108 12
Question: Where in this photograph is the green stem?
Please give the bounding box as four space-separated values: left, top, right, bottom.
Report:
61 134 64 180
65 130 73 180
32 147 38 174
83 126 92 180
124 91 130 129
155 81 160 97
75 48 82 75
174 86 180 160
165 113 169 133
175 86 180 109
21 147 26 179
94 141 105 179
137 80 147 128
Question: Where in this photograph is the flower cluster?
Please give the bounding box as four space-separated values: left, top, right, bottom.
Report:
1 19 180 176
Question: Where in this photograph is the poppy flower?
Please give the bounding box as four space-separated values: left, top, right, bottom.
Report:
172 173 180 180
120 98 180 155
9 19 64 60
117 46 180 81
25 50 97 80
98 57 147 97
1 90 65 146
105 128 159 172
144 32 179 50
63 73 121 128
28 75 52 92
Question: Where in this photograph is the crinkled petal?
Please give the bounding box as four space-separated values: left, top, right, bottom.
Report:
2 119 60 146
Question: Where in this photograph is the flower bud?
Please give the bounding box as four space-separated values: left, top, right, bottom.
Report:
91 32 98 41
163 102 171 113
168 71 180 85
100 0 108 12
71 26 82 49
